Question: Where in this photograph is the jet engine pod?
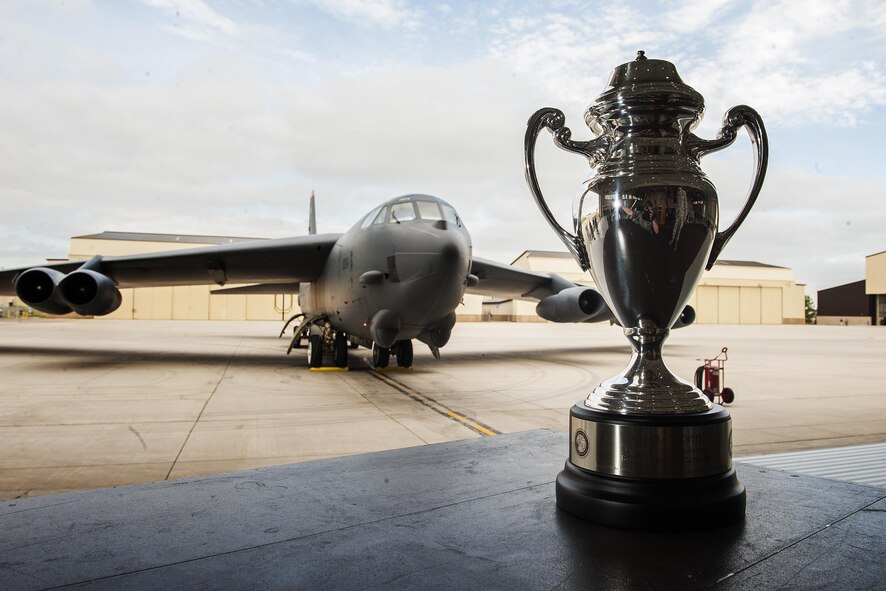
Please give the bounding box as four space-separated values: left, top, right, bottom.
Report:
58 269 122 316
536 286 605 323
14 267 72 315
369 309 401 349
672 305 696 329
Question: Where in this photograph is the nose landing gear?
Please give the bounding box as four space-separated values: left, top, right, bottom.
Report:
372 340 413 369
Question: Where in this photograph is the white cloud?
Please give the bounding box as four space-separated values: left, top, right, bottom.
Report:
487 0 886 130
306 0 421 29
143 0 242 42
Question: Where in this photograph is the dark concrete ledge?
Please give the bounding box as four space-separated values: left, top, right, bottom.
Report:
1 429 884 590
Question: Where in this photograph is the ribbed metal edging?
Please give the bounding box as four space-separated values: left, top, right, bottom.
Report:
737 443 886 489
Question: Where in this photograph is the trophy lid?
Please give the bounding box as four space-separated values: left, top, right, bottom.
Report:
586 51 705 134
606 50 687 87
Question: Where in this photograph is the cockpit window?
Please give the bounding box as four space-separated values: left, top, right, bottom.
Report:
390 202 416 223
441 204 461 227
371 206 388 225
361 206 382 228
416 200 443 221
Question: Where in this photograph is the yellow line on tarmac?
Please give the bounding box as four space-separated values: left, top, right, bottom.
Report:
368 369 501 437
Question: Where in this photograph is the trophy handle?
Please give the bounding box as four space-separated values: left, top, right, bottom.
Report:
688 105 769 270
524 107 609 271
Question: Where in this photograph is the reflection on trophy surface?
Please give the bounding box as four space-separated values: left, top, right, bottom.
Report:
525 51 768 530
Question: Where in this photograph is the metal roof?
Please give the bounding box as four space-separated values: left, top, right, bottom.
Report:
72 231 265 245
514 250 785 269
738 443 886 489
715 259 786 269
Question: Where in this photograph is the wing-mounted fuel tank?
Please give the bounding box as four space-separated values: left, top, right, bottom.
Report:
536 286 606 323
15 256 122 316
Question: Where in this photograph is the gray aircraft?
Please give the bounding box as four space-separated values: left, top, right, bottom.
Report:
0 194 694 368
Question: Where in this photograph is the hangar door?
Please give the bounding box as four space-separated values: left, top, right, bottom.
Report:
133 287 173 320
696 286 719 324
694 285 777 324
761 287 782 324
740 287 762 324
718 287 740 324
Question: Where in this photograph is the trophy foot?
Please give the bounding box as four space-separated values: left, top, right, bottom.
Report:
586 366 712 414
556 404 745 530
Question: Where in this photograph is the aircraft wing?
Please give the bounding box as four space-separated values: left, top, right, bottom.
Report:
0 234 342 295
468 256 582 300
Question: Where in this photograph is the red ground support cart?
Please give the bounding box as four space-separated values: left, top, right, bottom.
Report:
694 347 735 404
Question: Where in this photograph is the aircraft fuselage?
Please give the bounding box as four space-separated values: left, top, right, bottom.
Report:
297 194 472 361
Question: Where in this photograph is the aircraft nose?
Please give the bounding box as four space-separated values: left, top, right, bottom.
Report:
390 228 470 328
393 229 469 283
439 238 466 270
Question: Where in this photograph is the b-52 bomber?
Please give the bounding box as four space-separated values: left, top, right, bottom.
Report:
0 194 695 368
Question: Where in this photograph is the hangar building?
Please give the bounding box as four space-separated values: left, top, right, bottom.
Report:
482 251 806 325
9 233 805 325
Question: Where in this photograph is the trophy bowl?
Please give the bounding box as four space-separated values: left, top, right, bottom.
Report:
524 51 768 530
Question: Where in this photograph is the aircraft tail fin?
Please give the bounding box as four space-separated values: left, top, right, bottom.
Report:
308 191 317 235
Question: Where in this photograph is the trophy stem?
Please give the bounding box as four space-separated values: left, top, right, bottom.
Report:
585 319 712 415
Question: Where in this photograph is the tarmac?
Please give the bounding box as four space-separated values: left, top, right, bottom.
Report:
1 318 885 499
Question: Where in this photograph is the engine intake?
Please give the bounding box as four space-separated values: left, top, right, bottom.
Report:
672 305 696 329
536 286 605 323
58 270 122 316
14 267 72 315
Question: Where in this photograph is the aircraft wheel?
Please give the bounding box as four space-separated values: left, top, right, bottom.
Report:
307 334 323 368
333 332 349 368
721 387 735 404
372 343 390 368
396 340 413 368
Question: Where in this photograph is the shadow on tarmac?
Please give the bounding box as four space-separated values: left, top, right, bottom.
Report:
0 342 659 370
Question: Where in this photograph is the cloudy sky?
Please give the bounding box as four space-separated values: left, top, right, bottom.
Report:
1 0 884 297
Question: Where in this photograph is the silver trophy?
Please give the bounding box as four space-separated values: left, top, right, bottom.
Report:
524 51 768 530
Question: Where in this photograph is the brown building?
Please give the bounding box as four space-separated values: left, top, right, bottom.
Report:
818 251 886 326
817 280 874 325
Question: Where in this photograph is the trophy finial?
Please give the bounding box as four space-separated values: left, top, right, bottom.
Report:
636 50 647 60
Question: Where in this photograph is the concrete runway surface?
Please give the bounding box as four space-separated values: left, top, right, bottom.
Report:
1 318 884 499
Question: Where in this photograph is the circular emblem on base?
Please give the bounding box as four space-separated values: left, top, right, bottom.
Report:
574 430 589 457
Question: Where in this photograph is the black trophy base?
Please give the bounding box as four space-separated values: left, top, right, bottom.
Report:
556 460 746 531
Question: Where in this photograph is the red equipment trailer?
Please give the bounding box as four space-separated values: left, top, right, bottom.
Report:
694 347 735 404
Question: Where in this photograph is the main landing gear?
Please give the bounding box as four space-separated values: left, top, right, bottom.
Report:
371 340 413 369
306 325 351 369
